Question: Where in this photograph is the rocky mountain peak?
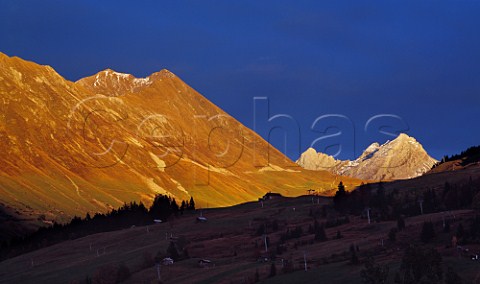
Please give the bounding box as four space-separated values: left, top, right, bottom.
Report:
296 147 340 171
150 69 177 79
297 134 438 181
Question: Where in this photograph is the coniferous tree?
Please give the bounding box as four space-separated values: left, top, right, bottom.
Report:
456 223 465 240
444 221 451 233
350 249 359 265
388 228 397 242
188 196 196 210
269 262 276 277
394 246 443 284
272 220 279 232
445 266 463 284
116 263 131 283
420 221 435 243
254 269 260 283
180 200 186 215
469 215 480 239
360 257 389 284
314 222 327 242
336 230 343 239
397 216 406 231
170 198 179 216
150 195 174 220
166 241 180 261
333 182 347 211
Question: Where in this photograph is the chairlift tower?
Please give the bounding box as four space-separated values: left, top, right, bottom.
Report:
303 251 307 271
264 223 268 253
365 207 371 224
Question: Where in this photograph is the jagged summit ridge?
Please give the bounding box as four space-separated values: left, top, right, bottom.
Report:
94 69 151 87
75 68 178 97
296 133 438 181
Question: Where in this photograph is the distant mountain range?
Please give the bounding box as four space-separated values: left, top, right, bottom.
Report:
296 133 438 181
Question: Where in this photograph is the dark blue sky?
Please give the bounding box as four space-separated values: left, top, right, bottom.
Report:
1 0 479 161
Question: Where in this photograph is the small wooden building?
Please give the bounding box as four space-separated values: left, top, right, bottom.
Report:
198 259 215 268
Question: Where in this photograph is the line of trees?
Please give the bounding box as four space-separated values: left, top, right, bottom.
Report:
333 177 480 221
361 246 464 284
439 145 480 166
0 195 195 261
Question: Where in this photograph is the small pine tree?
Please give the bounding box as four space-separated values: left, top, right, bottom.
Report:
394 246 443 283
254 269 260 282
350 250 359 265
336 230 343 239
116 263 131 283
188 196 195 210
445 266 463 284
269 262 276 277
456 223 465 239
334 182 347 211
349 243 359 264
420 221 435 243
92 265 118 284
350 243 356 253
170 198 179 216
272 220 279 232
321 205 328 218
360 257 389 284
397 216 406 231
255 224 265 236
444 221 451 233
315 224 327 242
180 200 186 215
470 215 480 239
142 252 154 268
167 241 180 260
388 228 397 242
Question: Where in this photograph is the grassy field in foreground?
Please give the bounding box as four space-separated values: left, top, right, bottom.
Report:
0 195 479 284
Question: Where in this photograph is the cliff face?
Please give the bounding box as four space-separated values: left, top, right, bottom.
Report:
297 134 438 181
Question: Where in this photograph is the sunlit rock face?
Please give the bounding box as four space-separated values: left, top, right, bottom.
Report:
297 133 438 181
0 52 364 229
